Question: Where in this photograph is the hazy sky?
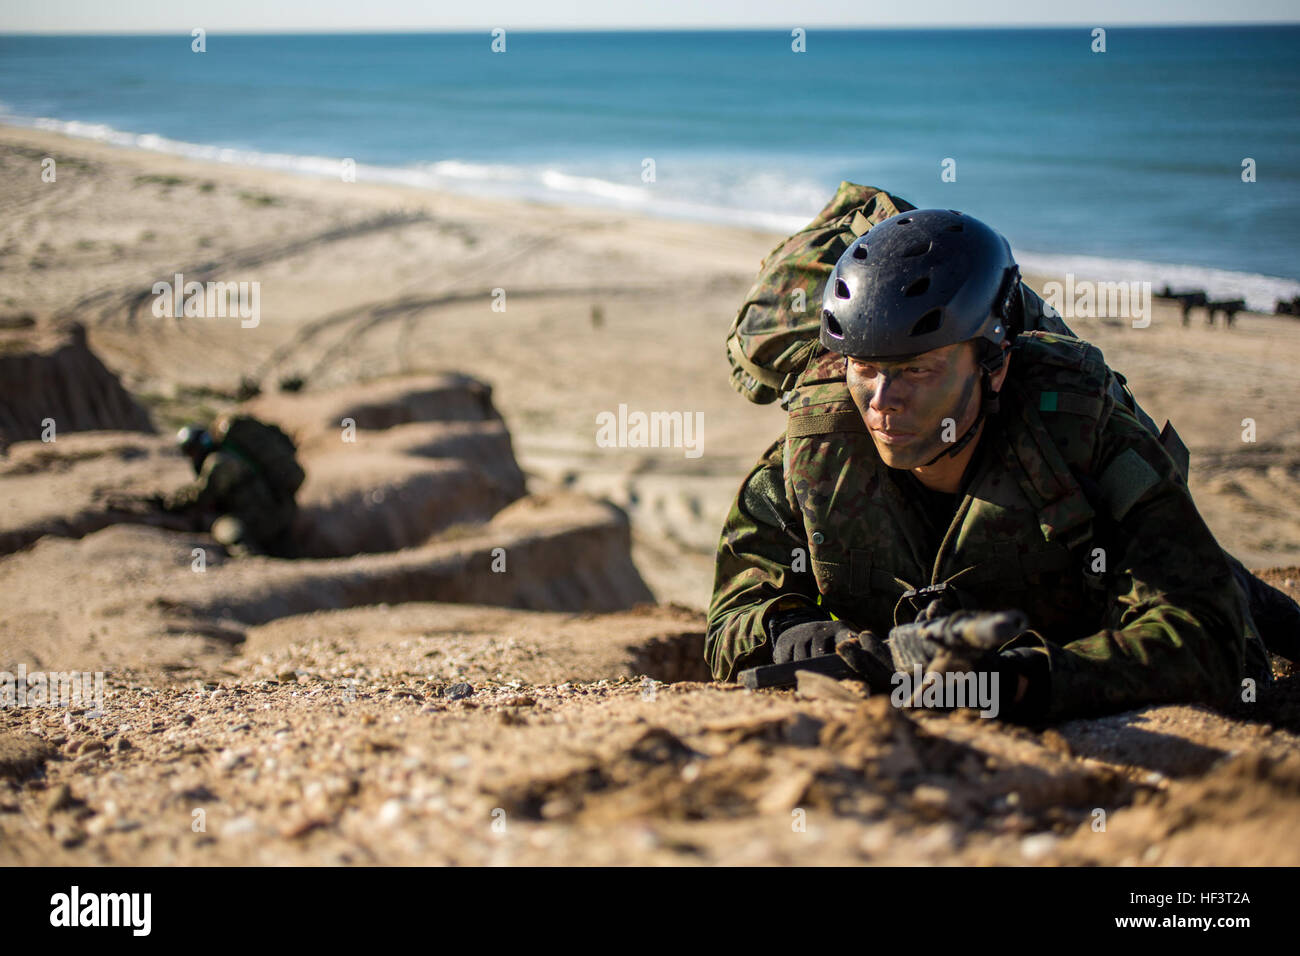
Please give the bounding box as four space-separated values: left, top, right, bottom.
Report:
2 0 1296 33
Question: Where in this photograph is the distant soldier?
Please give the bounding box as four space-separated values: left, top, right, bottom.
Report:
162 415 304 557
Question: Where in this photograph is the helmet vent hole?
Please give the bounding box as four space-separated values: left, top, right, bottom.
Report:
823 310 845 339
896 217 913 225
909 309 943 337
851 244 868 260
902 241 931 258
904 276 930 297
834 278 851 299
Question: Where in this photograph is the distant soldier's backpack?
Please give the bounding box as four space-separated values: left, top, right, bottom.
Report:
211 414 305 501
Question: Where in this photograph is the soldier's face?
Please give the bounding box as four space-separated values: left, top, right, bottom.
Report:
845 341 984 470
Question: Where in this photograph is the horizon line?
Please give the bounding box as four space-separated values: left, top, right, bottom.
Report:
3 21 1299 37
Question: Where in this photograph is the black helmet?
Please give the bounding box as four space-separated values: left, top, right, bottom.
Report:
176 424 214 470
820 208 1020 365
821 209 1021 468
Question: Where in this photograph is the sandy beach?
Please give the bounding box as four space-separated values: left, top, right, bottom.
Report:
2 124 1299 867
4 125 1300 604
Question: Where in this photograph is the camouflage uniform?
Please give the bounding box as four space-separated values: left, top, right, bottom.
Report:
162 448 297 556
706 331 1270 721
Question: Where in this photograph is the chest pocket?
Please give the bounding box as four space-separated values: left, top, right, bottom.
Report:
803 546 918 635
952 538 1104 643
804 494 931 635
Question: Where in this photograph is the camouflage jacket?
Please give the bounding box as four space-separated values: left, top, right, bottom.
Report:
706 331 1264 721
162 449 292 531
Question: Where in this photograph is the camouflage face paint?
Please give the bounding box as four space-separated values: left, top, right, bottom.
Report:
845 341 982 470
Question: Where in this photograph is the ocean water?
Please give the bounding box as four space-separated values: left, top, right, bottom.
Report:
1 28 1298 309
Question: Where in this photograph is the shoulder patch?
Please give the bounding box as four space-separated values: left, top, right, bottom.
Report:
1098 447 1162 521
1039 389 1106 418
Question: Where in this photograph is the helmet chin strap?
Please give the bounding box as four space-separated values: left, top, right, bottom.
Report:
918 352 1004 468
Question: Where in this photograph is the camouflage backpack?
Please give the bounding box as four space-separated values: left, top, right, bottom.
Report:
726 182 916 406
725 181 1079 408
211 414 305 501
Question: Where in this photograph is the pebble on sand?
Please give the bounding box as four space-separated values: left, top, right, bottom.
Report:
446 683 474 701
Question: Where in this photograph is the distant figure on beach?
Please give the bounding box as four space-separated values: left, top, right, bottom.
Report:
1157 287 1208 327
1158 287 1250 329
1207 298 1246 329
161 415 304 557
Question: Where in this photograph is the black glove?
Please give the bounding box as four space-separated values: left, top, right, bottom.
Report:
834 630 895 693
772 620 854 664
994 646 1051 723
888 610 1051 721
765 606 829 650
888 609 1029 675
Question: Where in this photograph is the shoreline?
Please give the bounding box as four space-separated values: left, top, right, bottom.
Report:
6 118 1298 312
4 122 1300 602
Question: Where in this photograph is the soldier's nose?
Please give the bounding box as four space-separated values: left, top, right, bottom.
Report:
870 375 905 413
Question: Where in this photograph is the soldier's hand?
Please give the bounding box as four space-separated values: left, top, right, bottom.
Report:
103 492 167 514
888 609 1029 675
834 629 894 692
773 620 854 664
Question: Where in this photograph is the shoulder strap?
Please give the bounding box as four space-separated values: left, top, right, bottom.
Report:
787 410 867 438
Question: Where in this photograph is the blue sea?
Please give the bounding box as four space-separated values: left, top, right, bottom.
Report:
2 28 1298 309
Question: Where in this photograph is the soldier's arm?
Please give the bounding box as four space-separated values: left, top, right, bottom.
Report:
705 437 824 681
1021 404 1254 720
161 454 247 513
161 475 210 513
